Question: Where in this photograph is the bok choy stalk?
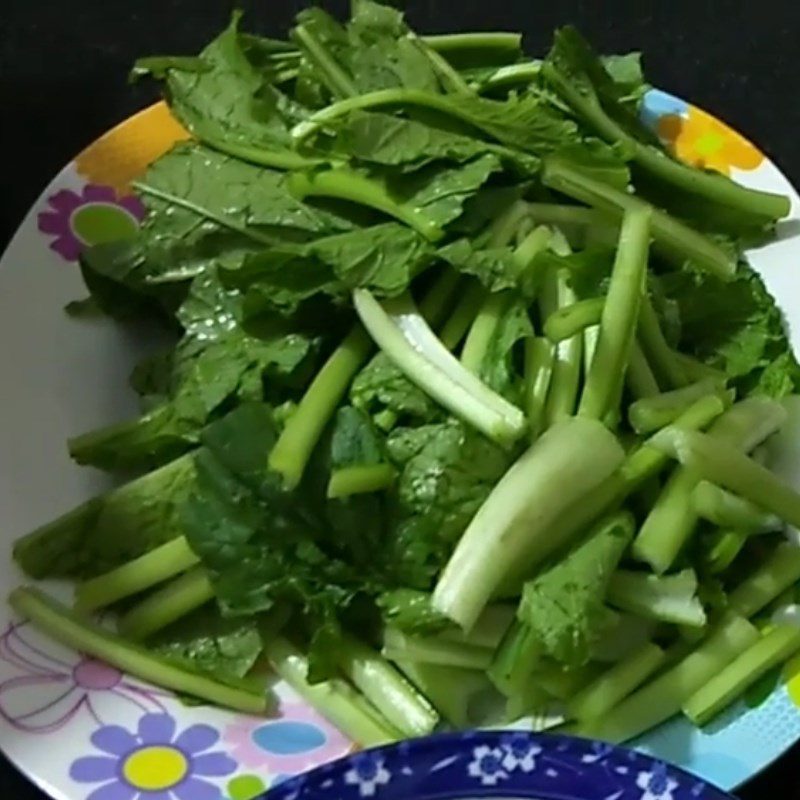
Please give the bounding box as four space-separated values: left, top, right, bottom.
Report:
353 289 527 446
693 480 783 534
607 569 707 627
432 416 625 629
628 379 726 435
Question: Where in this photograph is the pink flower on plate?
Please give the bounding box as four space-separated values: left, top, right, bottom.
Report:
223 701 350 775
0 622 166 733
37 184 145 261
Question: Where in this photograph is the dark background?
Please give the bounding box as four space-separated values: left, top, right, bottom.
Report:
2 0 800 796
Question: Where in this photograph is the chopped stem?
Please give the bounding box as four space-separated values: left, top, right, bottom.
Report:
693 480 783 534
580 614 759 742
568 642 666 721
461 292 511 372
327 463 396 498
288 169 444 242
524 337 554 439
292 23 358 99
683 625 800 726
729 544 800 617
118 568 214 641
488 620 542 696
382 628 493 670
628 379 722 435
638 294 689 389
476 62 542 92
607 569 707 627
422 32 523 54
542 158 736 280
651 428 800 529
633 397 785 573
673 351 727 384
9 587 268 713
337 636 439 736
269 325 372 490
75 537 199 612
266 636 400 745
542 62 790 220
489 200 532 247
512 224 553 269
544 297 604 343
535 662 604 701
626 341 660 399
703 530 748 574
440 282 486 351
579 207 651 420
418 269 462 327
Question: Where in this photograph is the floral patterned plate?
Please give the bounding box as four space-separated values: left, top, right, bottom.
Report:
0 90 799 800
261 732 734 800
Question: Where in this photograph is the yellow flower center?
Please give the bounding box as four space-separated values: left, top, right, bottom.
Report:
122 746 189 791
694 130 725 158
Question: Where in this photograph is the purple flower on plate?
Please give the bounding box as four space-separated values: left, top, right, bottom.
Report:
37 184 145 261
0 622 165 733
70 712 237 800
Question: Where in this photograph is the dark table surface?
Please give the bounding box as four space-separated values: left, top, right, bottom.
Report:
2 0 800 796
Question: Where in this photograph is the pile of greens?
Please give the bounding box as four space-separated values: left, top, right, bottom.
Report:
12 1 800 746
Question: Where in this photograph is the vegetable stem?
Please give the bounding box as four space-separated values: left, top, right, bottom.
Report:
637 294 689 389
266 636 400 745
524 337 554 439
683 625 800 725
542 158 736 280
327 463 396 498
544 297 604 343
270 325 372 490
579 207 651 420
730 545 800 617
607 569 707 627
75 537 199 612
693 480 782 534
628 379 723 435
439 282 486 351
382 628 493 670
10 587 268 713
291 23 359 99
118 568 214 641
461 292 511 373
626 341 660 399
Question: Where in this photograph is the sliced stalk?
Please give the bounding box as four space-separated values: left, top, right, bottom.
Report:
673 351 727 384
327 464 396 498
337 636 439 737
730 544 800 617
288 169 444 242
633 397 786 573
544 297 604 343
683 625 800 725
270 325 372 490
542 62 790 220
580 614 759 742
118 568 214 641
461 291 512 372
512 224 553 269
382 627 493 670
524 337 555 439
10 587 268 713
488 620 542 696
703 530 749 575
422 31 523 54
417 268 462 327
628 380 723 435
568 642 666 721
650 428 800 529
440 282 488 351
542 158 736 280
266 636 399 746
607 569 707 627
432 417 624 628
637 295 689 389
354 289 526 445
441 604 515 650
626 341 660 399
579 207 651 420
693 480 783 534
395 660 501 728
75 537 199 612
535 662 604 700
476 61 542 92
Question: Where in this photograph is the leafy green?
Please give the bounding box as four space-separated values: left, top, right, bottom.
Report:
330 406 387 468
516 512 634 667
661 263 800 396
478 297 533 400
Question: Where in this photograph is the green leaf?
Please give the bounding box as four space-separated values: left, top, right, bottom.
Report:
517 512 634 668
330 406 387 469
478 297 533 400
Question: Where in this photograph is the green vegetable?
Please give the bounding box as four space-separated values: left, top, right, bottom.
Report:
568 641 666 721
328 464 396 498
433 417 625 629
266 636 399 745
382 627 493 670
693 480 782 534
544 297 604 343
607 569 707 627
628 379 725 435
10 588 269 713
524 337 555 439
517 512 635 667
581 614 759 742
579 207 651 420
683 625 800 725
75 536 199 612
729 545 800 618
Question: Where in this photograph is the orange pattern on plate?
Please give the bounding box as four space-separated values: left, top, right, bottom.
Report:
74 102 190 192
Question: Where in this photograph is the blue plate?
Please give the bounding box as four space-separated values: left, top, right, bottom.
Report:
262 732 734 800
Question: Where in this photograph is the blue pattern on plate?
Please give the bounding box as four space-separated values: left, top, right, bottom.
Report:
261 732 734 800
251 721 327 755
